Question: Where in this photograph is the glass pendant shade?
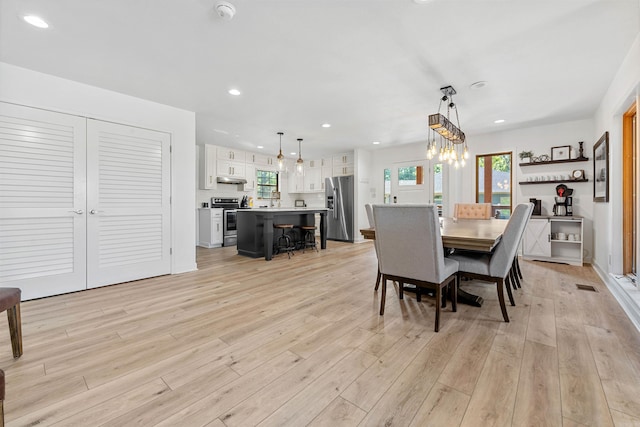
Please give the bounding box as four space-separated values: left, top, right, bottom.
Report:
296 138 304 174
276 132 284 170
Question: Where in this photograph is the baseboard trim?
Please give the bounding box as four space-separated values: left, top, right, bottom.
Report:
592 261 640 333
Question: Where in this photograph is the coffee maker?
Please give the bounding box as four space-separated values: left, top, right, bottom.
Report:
553 184 572 216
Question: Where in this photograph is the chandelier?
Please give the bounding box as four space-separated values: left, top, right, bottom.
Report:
426 85 469 168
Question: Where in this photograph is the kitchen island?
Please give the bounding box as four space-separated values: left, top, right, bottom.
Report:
236 208 328 260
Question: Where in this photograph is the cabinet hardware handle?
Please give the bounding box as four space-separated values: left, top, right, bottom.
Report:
89 209 102 215
69 209 84 214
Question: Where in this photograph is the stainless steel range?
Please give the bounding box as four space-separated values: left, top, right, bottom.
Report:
211 197 239 247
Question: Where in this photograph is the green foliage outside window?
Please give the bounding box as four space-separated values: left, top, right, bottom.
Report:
257 170 278 199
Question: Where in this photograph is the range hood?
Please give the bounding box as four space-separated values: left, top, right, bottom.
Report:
217 176 247 185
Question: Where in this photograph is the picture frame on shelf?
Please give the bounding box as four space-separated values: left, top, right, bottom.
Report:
593 132 609 202
551 145 571 161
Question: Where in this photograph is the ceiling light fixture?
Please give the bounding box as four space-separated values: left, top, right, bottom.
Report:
23 15 48 28
372 141 380 145
276 132 285 170
470 81 488 90
215 1 236 21
426 85 469 168
322 123 331 128
494 119 505 124
228 88 241 96
296 138 304 174
257 145 264 149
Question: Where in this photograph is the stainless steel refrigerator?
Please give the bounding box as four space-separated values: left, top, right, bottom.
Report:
325 175 354 242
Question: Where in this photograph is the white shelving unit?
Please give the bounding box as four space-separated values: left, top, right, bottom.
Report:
522 216 583 266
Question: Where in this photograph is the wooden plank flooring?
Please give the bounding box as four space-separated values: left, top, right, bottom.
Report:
2 241 640 426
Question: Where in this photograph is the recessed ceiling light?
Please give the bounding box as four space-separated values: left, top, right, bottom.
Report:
23 15 49 28
470 81 488 90
372 141 380 145
290 152 297 156
494 119 505 124
228 88 241 96
412 0 434 4
257 145 264 149
322 123 331 128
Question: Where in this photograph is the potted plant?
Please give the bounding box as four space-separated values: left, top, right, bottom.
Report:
519 151 534 162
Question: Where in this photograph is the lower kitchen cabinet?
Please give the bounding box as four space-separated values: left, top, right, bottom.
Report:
522 216 583 266
198 208 224 248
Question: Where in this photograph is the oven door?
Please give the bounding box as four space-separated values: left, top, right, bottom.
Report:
223 209 237 246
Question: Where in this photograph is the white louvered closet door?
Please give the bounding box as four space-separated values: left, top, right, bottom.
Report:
86 120 171 288
0 102 87 299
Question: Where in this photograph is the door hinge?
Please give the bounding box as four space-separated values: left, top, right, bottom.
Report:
170 248 173 255
169 145 172 153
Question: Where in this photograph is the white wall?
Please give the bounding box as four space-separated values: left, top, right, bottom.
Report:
355 148 373 240
593 32 640 275
0 62 198 274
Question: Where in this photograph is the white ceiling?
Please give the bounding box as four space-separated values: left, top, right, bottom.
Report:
1 0 639 158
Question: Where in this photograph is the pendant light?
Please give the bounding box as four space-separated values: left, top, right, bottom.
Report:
276 132 284 170
296 138 304 174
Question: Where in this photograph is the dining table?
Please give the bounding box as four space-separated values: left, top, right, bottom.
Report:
359 217 509 306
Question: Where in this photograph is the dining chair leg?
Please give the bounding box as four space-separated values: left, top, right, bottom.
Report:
512 259 521 288
374 267 381 291
451 276 457 312
496 278 510 322
399 281 404 300
505 275 516 306
379 276 387 315
435 285 441 332
7 303 23 358
515 256 523 280
416 286 421 302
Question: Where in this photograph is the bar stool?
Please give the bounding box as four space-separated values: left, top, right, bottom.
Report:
300 225 318 253
273 224 295 258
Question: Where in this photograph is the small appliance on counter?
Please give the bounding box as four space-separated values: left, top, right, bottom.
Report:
529 198 542 216
552 184 573 216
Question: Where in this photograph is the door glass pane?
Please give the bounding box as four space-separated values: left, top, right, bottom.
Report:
384 168 391 203
398 166 424 186
476 153 512 218
433 163 443 216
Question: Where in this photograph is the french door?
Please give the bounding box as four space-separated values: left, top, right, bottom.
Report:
0 102 171 299
389 160 444 212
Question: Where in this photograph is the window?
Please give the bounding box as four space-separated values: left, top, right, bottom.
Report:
256 170 278 199
398 166 424 186
476 152 512 219
384 168 391 203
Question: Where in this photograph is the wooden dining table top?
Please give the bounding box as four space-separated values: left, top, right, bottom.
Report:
360 217 508 252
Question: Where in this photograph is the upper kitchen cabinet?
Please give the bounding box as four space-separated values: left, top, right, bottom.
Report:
199 144 217 190
303 168 323 192
244 163 256 191
217 147 246 162
307 158 328 169
248 152 277 168
332 152 354 176
217 159 246 179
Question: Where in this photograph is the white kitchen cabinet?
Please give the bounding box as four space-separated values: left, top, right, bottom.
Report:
321 166 333 191
307 158 327 169
199 144 217 190
304 168 323 192
288 171 304 193
332 164 355 176
217 147 245 162
198 208 224 248
523 216 583 266
217 159 246 178
333 152 354 165
244 163 256 190
250 153 277 167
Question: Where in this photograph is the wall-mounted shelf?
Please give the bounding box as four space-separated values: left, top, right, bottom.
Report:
519 178 588 185
519 157 589 167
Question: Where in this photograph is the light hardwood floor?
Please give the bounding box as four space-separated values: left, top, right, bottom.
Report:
3 241 640 426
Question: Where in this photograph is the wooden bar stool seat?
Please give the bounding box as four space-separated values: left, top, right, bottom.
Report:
273 224 295 258
0 287 22 359
300 226 318 253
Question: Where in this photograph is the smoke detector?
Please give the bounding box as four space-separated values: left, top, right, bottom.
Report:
215 1 236 21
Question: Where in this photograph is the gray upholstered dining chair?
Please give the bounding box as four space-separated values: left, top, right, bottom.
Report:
510 202 534 289
365 204 383 291
449 203 531 323
373 204 458 332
